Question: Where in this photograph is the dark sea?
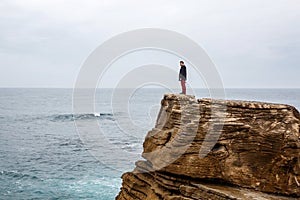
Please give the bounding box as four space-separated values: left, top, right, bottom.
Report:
0 88 300 199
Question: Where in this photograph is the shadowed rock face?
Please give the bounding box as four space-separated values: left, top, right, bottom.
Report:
116 94 300 199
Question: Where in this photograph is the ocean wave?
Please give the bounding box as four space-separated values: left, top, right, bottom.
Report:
0 170 39 180
49 113 114 122
0 113 115 123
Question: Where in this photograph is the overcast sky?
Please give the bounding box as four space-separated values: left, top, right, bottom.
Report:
0 0 299 88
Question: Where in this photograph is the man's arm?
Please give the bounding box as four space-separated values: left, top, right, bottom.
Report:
179 67 182 81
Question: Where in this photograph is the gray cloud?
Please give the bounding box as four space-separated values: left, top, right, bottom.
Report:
0 0 299 88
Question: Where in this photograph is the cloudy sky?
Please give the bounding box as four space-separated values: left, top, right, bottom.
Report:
0 0 299 88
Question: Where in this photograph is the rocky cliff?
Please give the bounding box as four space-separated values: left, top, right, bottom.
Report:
116 94 300 200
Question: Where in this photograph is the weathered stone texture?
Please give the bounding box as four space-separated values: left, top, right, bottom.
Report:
116 94 300 199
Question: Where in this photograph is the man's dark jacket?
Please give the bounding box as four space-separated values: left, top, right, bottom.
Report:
179 65 187 80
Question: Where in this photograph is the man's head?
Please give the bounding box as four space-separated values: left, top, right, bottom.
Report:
180 61 184 66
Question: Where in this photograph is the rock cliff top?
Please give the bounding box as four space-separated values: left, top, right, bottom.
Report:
116 94 300 199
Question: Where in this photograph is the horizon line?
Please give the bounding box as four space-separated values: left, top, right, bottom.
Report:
0 87 300 89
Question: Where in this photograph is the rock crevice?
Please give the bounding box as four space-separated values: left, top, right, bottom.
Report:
116 94 300 199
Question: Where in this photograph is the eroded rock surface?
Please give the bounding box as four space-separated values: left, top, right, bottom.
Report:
116 94 300 199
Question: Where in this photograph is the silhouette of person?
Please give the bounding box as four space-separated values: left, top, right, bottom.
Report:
179 61 187 94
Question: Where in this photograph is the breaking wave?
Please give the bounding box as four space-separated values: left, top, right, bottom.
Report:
49 113 114 122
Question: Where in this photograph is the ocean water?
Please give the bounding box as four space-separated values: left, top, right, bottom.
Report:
0 88 300 199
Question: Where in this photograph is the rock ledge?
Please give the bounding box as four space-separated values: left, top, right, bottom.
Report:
116 94 300 199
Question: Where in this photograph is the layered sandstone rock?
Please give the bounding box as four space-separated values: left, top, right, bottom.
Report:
116 94 300 199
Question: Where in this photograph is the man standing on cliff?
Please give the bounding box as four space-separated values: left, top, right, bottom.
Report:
179 61 187 94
